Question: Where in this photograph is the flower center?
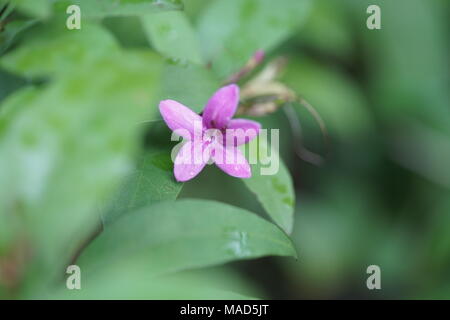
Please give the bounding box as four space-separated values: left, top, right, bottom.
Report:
203 129 222 145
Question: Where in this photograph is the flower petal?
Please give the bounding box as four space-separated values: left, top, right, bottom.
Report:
226 118 261 146
174 141 210 182
211 143 251 178
159 100 203 140
202 84 239 129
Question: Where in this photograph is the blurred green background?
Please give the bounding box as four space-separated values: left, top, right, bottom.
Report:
0 0 449 299
180 0 450 299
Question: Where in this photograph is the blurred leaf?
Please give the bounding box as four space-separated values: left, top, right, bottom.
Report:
297 0 353 57
1 23 119 78
79 199 297 276
0 88 39 260
284 181 379 295
178 265 266 299
183 0 209 21
0 86 36 131
389 122 450 189
0 19 37 54
43 265 254 299
349 0 450 131
69 0 184 18
159 62 220 113
0 70 26 104
197 0 311 78
427 198 450 268
6 0 51 18
280 56 373 139
102 146 183 225
0 1 14 21
0 36 163 287
141 11 202 64
241 136 294 234
102 16 149 48
1 21 162 117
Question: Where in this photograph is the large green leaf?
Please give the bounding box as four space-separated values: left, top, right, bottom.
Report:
102 146 183 225
0 87 39 257
61 0 184 18
241 136 295 234
7 0 184 18
1 23 119 78
141 11 203 64
41 267 255 299
1 22 162 118
79 199 297 276
159 61 220 113
6 0 51 18
197 0 311 78
0 35 163 286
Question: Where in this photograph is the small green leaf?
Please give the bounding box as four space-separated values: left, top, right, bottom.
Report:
79 199 297 276
102 146 183 225
197 0 311 78
241 136 295 234
141 11 203 64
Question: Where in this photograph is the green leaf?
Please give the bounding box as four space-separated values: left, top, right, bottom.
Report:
6 0 183 18
1 23 119 78
0 19 37 54
159 61 220 113
389 122 450 188
55 0 184 18
197 0 311 78
241 136 295 234
0 36 163 285
102 146 183 225
41 268 255 299
176 265 265 299
7 0 51 18
0 88 40 258
296 0 353 58
0 70 26 104
141 11 203 64
79 199 297 276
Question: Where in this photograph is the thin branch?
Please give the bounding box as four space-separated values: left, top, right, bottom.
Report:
283 103 325 166
296 96 329 154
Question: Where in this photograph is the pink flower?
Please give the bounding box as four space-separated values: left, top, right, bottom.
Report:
159 84 261 182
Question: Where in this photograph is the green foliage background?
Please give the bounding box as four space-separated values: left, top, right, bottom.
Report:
0 0 449 299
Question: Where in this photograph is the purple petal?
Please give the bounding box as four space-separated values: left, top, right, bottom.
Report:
226 118 261 146
212 144 251 178
202 84 239 129
159 100 203 140
174 141 211 182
